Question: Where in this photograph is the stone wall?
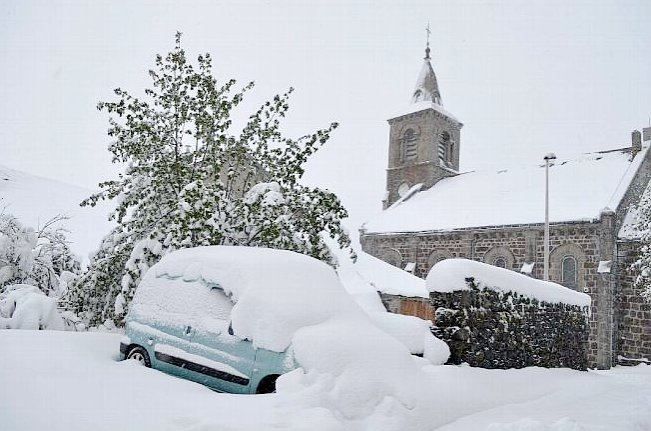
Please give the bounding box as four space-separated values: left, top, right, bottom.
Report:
615 240 651 364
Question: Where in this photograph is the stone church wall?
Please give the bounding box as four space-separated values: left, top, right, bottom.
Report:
615 240 651 364
361 220 610 367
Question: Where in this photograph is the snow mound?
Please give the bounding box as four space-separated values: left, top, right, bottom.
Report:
0 284 65 330
367 311 450 364
426 259 591 307
333 246 446 362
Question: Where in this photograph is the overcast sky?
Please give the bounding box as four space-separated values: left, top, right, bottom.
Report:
1 0 650 227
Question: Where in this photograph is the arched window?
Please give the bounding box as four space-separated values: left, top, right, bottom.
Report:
561 255 578 290
439 132 450 164
402 129 418 162
493 257 507 268
382 248 403 269
428 250 452 270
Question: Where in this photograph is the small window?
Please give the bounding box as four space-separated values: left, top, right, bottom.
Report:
439 132 450 165
402 129 418 162
562 255 578 290
493 257 507 268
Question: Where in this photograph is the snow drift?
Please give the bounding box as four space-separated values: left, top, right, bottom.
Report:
0 284 65 330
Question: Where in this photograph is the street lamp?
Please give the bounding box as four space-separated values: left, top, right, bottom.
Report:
543 152 557 281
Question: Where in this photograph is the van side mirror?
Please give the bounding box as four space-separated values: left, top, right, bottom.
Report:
227 322 234 336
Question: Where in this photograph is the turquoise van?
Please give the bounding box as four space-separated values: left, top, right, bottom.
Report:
118 247 300 394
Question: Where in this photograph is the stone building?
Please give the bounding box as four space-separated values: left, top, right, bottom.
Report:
360 44 651 369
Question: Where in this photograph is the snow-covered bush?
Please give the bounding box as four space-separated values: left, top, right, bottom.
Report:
0 284 65 330
0 212 79 296
65 33 352 327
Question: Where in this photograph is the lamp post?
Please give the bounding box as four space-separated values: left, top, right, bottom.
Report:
543 153 557 281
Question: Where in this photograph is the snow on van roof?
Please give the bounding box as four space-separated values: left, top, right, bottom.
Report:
426 258 591 307
363 147 647 234
133 246 358 352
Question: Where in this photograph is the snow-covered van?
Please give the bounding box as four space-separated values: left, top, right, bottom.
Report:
119 246 357 394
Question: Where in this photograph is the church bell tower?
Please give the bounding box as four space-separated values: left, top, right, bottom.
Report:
383 30 463 209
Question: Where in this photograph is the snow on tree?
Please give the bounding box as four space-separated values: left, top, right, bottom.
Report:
633 183 651 302
65 33 353 327
0 211 80 296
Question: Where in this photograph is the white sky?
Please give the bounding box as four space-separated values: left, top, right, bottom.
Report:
1 0 650 228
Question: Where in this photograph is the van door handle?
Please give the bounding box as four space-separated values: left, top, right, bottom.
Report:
184 325 193 336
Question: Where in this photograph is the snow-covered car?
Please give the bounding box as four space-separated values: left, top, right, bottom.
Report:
120 246 360 394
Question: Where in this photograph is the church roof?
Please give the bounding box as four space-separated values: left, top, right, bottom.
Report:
363 145 649 234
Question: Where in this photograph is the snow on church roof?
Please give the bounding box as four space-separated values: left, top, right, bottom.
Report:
363 146 649 234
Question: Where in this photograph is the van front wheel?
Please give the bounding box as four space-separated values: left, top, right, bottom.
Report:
256 374 280 394
126 346 151 367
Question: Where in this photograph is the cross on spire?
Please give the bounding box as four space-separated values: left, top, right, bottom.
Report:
425 22 431 60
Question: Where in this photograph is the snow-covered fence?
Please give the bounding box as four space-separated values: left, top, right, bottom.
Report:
426 259 591 370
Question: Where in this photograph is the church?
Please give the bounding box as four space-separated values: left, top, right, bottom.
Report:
360 42 651 369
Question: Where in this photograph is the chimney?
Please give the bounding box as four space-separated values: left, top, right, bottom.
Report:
643 126 651 143
632 130 642 156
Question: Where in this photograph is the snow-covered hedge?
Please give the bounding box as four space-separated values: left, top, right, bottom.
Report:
425 259 590 370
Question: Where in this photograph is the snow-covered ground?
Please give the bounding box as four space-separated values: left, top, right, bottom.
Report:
1 330 649 431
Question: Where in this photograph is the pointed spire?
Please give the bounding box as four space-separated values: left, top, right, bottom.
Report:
411 23 442 105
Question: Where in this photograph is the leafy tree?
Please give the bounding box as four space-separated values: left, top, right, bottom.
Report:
66 33 352 326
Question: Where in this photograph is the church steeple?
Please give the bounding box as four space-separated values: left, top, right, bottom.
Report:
382 25 462 209
411 24 442 105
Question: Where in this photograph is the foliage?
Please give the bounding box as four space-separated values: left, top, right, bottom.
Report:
66 33 352 327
